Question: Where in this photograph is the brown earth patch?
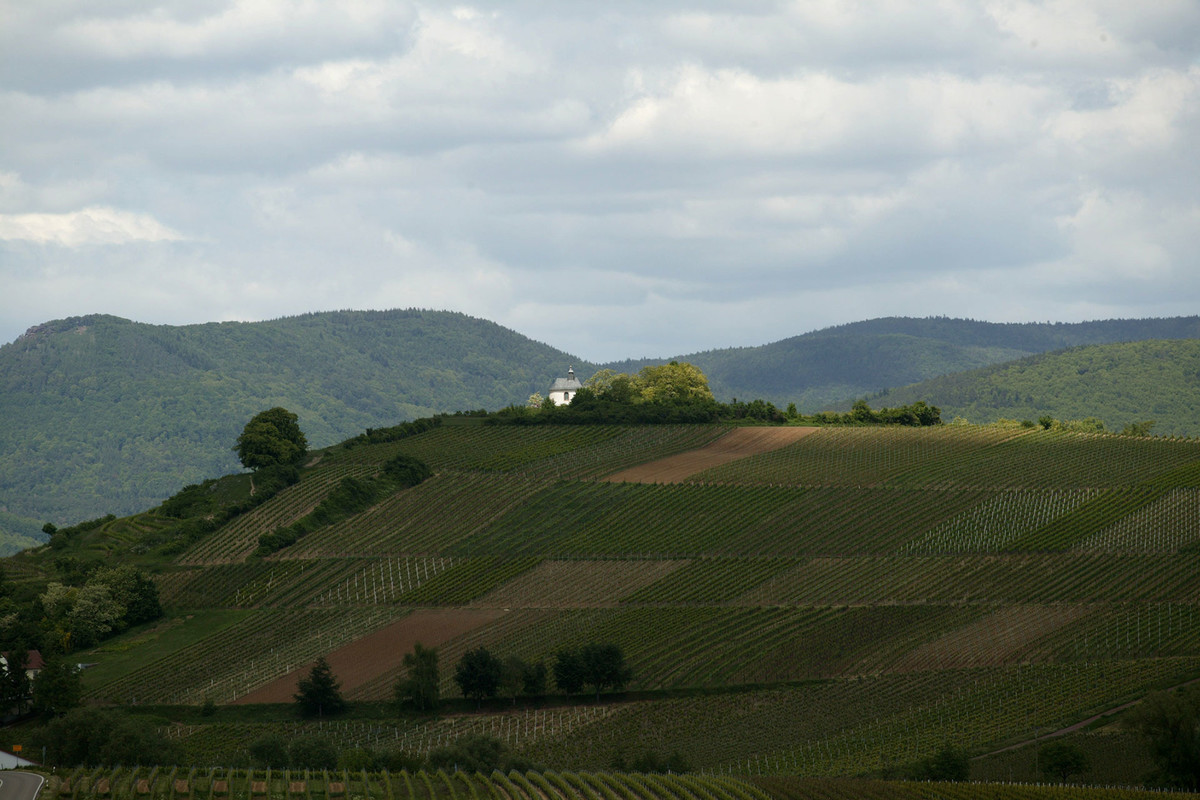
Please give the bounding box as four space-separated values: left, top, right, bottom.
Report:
602 426 819 484
232 607 506 704
885 604 1090 673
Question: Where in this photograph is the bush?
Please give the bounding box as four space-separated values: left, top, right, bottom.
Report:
288 735 339 769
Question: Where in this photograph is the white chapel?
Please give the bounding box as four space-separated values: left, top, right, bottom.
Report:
548 366 583 405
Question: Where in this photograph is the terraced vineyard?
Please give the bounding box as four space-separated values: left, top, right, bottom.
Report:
72 421 1200 782
45 768 1191 800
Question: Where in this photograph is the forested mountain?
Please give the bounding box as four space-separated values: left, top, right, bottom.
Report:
610 316 1200 409
871 339 1200 436
2 310 1198 551
0 310 590 540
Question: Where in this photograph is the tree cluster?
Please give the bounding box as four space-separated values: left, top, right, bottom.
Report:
497 363 941 428
1134 684 1200 789
30 707 179 766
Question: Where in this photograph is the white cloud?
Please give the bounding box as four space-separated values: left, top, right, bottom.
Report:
583 66 1052 160
1 2 1198 356
0 207 185 246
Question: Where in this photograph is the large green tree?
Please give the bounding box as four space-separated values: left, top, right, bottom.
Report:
454 647 502 707
234 407 308 470
294 657 346 718
633 362 714 405
32 655 82 715
396 642 439 711
1135 685 1200 788
579 642 633 700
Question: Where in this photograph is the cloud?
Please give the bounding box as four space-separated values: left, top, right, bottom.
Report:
0 207 185 246
1 2 1198 360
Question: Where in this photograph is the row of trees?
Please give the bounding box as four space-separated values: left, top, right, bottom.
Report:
508 363 942 427
399 642 631 711
295 643 633 720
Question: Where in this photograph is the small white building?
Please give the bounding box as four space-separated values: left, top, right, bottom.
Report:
548 366 583 405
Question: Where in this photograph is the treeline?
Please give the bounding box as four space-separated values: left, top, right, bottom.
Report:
491 362 943 428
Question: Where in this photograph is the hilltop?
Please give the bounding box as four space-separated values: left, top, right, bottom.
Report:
10 416 1200 784
2 311 1198 550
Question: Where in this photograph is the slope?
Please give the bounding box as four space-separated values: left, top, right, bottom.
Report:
870 339 1200 436
37 419 1200 780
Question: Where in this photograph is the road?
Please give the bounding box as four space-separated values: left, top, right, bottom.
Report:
0 772 44 800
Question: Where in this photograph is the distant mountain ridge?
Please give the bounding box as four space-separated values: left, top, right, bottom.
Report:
614 316 1200 408
1 310 1198 551
870 338 1200 436
0 309 591 538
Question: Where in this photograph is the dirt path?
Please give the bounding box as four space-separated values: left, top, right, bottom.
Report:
602 426 819 484
232 607 506 704
975 675 1200 759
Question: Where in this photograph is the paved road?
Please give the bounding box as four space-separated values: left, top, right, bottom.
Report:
0 772 44 800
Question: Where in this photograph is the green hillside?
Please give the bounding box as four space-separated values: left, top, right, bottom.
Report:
4 311 1199 550
871 339 1200 436
610 316 1200 409
0 310 591 532
12 419 1200 785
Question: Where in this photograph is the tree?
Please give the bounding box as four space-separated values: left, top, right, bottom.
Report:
1039 741 1089 782
522 660 548 699
427 733 509 773
633 362 714 405
553 647 585 696
579 642 632 700
500 655 527 705
249 733 289 768
1134 685 1200 788
288 735 339 769
0 648 31 715
396 642 439 711
294 657 346 718
907 744 970 781
41 582 123 652
454 647 502 706
32 655 82 715
88 565 162 629
234 407 308 470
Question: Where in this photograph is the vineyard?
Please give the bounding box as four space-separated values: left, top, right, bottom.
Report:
63 421 1200 782
36 768 1195 800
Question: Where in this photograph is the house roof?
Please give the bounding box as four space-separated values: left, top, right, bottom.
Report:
549 366 583 392
549 376 583 392
1 649 44 670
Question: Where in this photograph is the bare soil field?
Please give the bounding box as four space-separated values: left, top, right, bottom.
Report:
233 607 506 704
602 426 819 484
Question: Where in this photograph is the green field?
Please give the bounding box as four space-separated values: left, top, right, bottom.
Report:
20 421 1200 784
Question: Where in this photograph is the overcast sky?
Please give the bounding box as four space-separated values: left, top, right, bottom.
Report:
2 2 1198 361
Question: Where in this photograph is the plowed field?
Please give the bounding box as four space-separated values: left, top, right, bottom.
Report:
602 426 818 484
232 607 506 703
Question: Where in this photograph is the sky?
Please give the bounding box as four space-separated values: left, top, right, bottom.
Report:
1 2 1198 362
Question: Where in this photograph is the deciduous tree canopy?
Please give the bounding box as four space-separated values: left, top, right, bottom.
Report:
235 407 308 471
